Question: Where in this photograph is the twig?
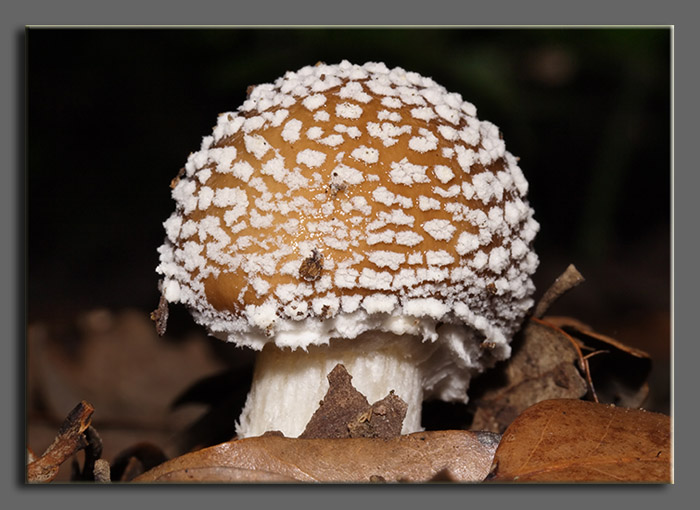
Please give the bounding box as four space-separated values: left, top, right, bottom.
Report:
73 425 103 481
582 350 610 362
93 459 111 483
533 264 585 318
27 401 94 483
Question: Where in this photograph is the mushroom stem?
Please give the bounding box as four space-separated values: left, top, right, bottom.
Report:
235 332 426 438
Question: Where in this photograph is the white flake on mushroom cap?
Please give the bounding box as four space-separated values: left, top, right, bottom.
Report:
156 61 539 439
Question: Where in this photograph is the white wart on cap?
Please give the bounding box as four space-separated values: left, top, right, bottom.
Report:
157 61 539 438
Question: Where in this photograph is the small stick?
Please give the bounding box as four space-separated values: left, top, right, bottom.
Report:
532 264 585 318
582 350 610 361
75 425 104 481
93 459 111 483
27 401 94 483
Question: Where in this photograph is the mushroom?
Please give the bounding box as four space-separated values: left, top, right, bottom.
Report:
156 61 539 438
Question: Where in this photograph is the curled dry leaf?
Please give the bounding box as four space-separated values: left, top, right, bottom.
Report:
134 430 499 483
487 399 671 483
469 319 589 433
468 263 653 433
468 264 590 433
110 442 169 482
544 316 652 408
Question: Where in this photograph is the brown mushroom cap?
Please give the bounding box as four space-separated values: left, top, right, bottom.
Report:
157 61 538 402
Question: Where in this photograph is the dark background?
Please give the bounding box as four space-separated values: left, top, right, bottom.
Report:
27 28 671 413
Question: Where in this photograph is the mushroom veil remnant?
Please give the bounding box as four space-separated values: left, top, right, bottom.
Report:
156 61 539 438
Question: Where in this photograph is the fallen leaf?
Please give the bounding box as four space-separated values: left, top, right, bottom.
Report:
300 364 370 439
28 309 227 430
487 399 671 483
152 466 299 482
467 265 591 433
300 364 407 439
469 319 589 433
347 390 407 439
545 316 652 408
468 263 654 433
134 430 499 483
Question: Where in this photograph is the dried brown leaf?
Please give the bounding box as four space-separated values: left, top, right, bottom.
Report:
347 391 407 439
545 316 652 408
300 364 370 439
470 319 589 433
488 399 671 483
152 466 298 482
470 264 602 434
300 364 407 439
134 430 498 483
28 309 226 429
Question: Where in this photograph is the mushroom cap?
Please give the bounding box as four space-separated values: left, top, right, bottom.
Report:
157 61 539 402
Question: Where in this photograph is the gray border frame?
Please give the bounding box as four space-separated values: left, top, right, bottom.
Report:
8 0 689 508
